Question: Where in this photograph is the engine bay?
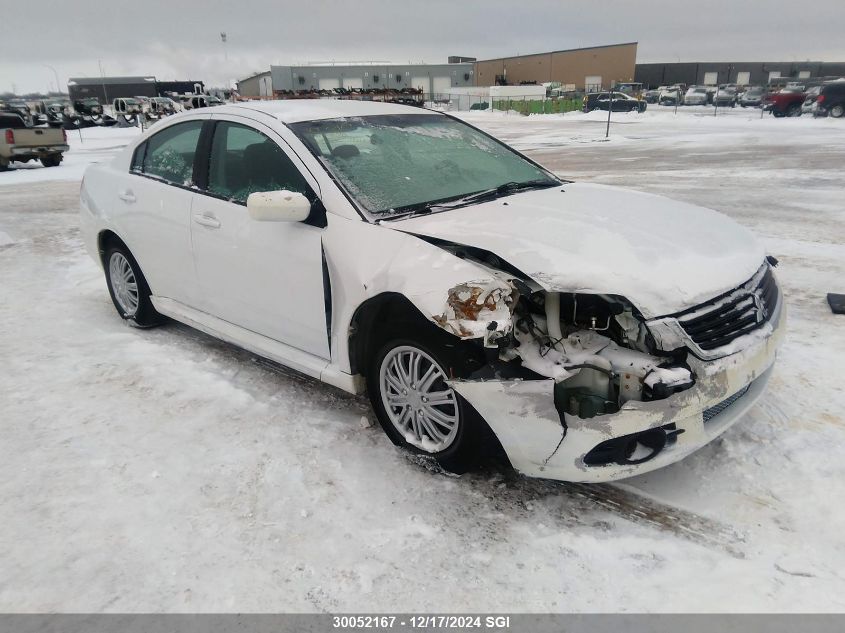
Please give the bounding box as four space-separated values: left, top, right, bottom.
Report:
495 290 696 419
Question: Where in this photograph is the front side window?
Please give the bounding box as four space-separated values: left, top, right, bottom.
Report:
207 121 314 204
290 114 556 216
140 120 203 186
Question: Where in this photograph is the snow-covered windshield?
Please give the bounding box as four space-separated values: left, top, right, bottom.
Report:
289 114 558 216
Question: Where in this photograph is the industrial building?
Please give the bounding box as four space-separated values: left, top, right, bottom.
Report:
66 77 205 104
474 42 638 91
236 71 273 97
236 43 639 98
635 61 845 88
267 62 475 96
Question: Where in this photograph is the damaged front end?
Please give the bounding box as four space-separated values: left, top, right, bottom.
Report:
427 257 785 482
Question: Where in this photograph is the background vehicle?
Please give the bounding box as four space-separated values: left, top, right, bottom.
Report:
658 85 684 105
683 86 708 105
713 85 738 107
1 100 34 126
149 97 177 117
643 87 663 103
187 94 225 109
615 82 644 98
814 80 845 118
73 98 103 118
740 86 765 107
802 86 821 115
0 112 68 170
583 92 646 113
763 87 805 117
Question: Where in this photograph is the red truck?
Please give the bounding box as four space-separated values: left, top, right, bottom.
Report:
763 87 806 117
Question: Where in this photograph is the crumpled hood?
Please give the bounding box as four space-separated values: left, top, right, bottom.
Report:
393 182 765 318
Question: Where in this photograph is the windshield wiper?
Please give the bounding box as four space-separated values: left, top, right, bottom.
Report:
427 179 558 211
378 179 558 221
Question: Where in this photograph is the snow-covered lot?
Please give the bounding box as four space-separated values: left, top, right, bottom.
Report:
1 108 844 612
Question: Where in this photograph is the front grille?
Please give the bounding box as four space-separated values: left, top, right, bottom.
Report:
702 385 751 423
677 265 778 351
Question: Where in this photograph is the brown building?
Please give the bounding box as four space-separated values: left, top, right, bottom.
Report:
474 42 638 90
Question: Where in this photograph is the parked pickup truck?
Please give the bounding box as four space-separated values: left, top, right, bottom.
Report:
0 113 69 170
763 88 805 117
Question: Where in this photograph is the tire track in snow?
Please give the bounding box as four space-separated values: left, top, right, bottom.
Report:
466 471 746 558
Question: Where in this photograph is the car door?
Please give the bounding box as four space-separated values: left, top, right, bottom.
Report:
190 117 330 359
118 117 208 308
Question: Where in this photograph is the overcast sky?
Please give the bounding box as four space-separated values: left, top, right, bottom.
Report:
3 0 844 94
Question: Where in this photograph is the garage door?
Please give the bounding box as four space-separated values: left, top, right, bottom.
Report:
411 76 430 94
585 76 602 92
432 76 452 97
736 71 750 85
318 78 340 91
342 77 363 90
703 72 718 85
768 71 781 81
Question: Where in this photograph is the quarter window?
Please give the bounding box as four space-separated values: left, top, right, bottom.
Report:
140 120 203 186
207 122 313 204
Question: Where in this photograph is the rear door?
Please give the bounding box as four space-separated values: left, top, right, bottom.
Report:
189 116 330 358
117 117 208 307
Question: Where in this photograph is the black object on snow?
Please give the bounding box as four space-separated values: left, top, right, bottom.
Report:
828 294 845 315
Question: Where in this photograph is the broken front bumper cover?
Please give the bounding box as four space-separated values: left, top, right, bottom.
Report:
450 294 785 483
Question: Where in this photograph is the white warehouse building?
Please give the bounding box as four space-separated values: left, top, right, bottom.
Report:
239 62 476 97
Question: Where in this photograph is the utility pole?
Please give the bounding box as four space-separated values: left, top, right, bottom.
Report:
220 32 228 61
43 64 61 95
99 59 109 105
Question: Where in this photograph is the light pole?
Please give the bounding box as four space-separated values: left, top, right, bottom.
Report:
43 64 61 95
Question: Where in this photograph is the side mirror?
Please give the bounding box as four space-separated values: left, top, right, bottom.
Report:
247 190 312 223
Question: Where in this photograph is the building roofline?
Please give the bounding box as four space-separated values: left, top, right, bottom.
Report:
67 76 157 85
237 70 272 83
269 62 475 70
635 60 832 66
476 42 638 64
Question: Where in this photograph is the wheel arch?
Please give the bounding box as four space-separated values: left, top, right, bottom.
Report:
97 229 128 266
347 292 437 376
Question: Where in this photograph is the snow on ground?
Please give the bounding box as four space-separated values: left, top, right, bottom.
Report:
1 108 844 612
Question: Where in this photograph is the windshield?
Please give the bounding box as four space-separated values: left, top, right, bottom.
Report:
289 113 558 216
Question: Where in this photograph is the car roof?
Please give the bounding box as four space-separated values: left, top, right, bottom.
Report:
211 99 436 123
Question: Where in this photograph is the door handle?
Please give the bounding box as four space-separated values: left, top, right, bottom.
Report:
193 213 221 229
118 190 136 203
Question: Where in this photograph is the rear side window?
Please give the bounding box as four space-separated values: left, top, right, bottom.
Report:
138 120 203 186
206 121 313 204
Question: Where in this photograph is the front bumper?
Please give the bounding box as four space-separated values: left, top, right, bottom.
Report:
450 292 786 483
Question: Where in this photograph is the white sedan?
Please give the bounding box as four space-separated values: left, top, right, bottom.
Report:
80 100 785 482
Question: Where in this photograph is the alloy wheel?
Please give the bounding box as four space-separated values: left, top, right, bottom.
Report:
109 252 139 316
379 346 460 452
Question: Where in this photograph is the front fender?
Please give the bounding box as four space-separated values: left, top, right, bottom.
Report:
322 216 516 373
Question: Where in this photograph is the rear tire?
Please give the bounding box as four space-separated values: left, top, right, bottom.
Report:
40 154 62 168
367 328 490 474
103 242 164 327
831 104 845 118
786 104 801 117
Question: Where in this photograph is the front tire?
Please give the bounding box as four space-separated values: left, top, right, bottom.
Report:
103 243 163 327
367 333 488 474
